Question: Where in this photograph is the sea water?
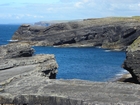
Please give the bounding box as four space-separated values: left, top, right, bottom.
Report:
0 24 127 82
0 24 20 45
34 46 126 82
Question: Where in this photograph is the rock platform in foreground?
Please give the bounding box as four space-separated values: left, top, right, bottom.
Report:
0 77 140 105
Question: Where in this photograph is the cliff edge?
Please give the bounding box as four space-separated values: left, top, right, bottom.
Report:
0 43 58 84
12 17 140 50
123 36 140 83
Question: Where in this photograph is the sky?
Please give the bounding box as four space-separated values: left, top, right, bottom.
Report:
0 0 140 24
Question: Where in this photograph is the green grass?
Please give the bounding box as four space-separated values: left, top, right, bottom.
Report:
127 36 140 52
60 16 140 29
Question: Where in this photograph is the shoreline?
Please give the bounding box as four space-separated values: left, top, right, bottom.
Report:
114 73 138 83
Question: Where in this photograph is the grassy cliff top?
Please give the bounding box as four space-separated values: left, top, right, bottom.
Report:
127 36 140 52
35 16 140 27
79 16 140 27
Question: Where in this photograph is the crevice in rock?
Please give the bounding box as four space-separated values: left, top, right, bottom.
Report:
122 29 136 38
53 38 76 45
42 70 56 79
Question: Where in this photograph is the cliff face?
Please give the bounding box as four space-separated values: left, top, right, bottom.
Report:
12 20 140 50
123 36 140 83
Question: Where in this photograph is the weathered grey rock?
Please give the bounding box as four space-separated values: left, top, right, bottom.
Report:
12 19 140 50
0 78 140 105
0 43 34 59
0 43 58 80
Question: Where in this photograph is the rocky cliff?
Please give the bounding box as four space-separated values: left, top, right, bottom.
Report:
1 43 140 104
123 36 140 83
0 43 58 83
1 17 140 104
12 17 140 50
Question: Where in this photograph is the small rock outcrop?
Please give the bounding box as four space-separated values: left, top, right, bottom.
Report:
0 43 34 59
123 36 140 83
0 43 58 82
12 18 140 50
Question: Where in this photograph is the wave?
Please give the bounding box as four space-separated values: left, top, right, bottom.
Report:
116 70 128 76
104 50 111 52
7 39 18 42
109 70 129 82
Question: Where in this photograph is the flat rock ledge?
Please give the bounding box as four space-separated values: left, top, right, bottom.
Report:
0 78 140 105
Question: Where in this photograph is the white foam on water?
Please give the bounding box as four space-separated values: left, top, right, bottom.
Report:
7 39 18 42
105 50 111 52
116 70 129 76
109 69 129 82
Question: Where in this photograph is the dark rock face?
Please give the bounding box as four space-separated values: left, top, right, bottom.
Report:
123 36 140 83
12 22 140 50
123 51 140 83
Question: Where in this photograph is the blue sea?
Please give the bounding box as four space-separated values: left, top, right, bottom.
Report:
0 24 127 82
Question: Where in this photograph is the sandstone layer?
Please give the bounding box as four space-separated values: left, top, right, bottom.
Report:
12 18 140 50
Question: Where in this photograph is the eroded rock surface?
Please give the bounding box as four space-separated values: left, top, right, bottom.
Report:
123 36 140 83
0 43 58 83
0 43 34 59
0 78 140 105
1 18 140 104
12 19 140 50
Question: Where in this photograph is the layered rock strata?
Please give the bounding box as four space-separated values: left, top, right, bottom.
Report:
0 43 140 104
0 43 58 83
12 20 140 50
